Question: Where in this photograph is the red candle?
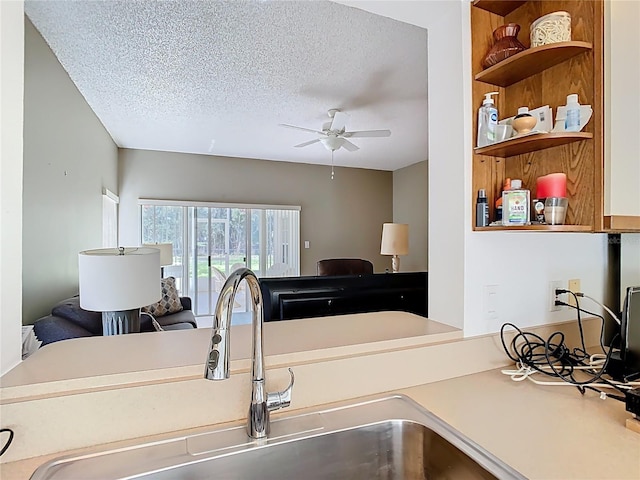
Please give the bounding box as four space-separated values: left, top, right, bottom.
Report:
536 173 567 198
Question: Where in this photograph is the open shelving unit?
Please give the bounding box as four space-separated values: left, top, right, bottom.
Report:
473 0 527 16
471 0 603 232
475 41 593 87
474 132 593 157
475 224 593 232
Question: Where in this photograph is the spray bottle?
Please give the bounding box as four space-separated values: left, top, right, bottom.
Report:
477 92 499 147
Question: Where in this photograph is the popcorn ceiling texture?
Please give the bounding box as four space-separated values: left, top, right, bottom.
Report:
25 0 428 171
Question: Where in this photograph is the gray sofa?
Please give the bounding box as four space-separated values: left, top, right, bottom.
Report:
33 296 197 346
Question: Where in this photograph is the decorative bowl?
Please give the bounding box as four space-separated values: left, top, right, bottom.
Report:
530 11 571 47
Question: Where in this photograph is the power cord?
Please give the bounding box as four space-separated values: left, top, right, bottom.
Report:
0 428 14 457
500 291 628 401
575 292 621 325
555 299 606 351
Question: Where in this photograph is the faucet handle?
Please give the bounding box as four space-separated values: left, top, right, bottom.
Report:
266 368 295 411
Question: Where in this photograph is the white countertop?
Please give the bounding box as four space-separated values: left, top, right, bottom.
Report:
3 366 638 480
2 313 633 479
400 370 640 480
1 311 460 388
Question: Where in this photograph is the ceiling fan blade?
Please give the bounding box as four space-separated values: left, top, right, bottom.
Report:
279 124 326 135
341 139 359 152
294 138 321 148
343 129 391 138
330 111 349 132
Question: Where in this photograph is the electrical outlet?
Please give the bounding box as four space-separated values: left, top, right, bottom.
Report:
549 280 563 312
568 278 581 307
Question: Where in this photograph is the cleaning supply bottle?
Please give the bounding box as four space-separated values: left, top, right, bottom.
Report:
477 92 499 147
476 189 489 227
502 178 531 226
564 94 581 132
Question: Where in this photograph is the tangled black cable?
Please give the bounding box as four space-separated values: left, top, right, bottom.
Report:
500 291 626 401
0 428 14 457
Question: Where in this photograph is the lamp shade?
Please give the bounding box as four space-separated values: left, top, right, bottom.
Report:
78 247 161 312
143 242 173 266
380 223 409 256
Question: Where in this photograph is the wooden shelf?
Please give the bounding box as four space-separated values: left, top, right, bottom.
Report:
474 224 593 232
475 41 593 87
474 132 593 157
472 0 527 16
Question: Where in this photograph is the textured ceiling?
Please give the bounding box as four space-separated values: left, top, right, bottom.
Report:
25 0 428 171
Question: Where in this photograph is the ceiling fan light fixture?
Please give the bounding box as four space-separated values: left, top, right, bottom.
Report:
320 136 344 151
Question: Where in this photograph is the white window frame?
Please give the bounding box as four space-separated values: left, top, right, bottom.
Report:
138 199 301 315
102 188 119 248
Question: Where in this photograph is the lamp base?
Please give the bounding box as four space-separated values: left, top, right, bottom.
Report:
102 309 141 336
391 255 400 273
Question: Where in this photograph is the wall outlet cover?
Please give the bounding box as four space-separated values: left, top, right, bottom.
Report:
549 280 563 312
568 278 581 307
483 285 500 321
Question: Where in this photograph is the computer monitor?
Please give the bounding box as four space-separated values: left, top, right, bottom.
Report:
621 286 640 380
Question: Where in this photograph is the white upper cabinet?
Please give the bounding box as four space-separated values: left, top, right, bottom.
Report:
604 0 640 230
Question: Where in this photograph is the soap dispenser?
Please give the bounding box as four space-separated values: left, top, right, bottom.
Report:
477 92 499 147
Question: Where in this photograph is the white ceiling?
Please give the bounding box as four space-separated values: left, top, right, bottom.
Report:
25 0 428 171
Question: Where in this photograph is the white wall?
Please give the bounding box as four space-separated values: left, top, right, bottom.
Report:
393 160 428 272
338 1 610 334
0 0 24 376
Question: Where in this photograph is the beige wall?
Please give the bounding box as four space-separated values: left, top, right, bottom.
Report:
393 160 428 272
22 18 118 324
118 149 393 276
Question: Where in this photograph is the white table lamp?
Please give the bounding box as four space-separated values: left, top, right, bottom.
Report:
143 242 173 275
79 247 161 335
380 223 409 273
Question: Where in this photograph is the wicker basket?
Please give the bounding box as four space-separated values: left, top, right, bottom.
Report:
530 11 571 47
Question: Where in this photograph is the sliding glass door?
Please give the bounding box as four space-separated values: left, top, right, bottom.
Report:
141 201 300 318
191 206 248 316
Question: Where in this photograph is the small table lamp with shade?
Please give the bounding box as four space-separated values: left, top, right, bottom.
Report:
380 223 409 273
78 246 161 335
143 242 173 276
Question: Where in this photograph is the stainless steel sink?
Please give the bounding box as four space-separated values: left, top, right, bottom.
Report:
30 395 526 479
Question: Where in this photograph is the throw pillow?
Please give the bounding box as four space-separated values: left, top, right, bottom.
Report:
142 276 183 317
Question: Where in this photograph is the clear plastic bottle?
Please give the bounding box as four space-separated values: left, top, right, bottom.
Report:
564 94 581 132
477 92 499 147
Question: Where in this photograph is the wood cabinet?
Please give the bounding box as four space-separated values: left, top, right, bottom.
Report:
471 0 615 232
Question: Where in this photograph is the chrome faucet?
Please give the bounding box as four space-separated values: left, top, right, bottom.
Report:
204 267 294 439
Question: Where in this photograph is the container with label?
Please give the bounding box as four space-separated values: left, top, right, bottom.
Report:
502 180 530 226
564 94 581 132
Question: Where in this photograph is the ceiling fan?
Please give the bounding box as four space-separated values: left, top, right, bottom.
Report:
279 109 391 152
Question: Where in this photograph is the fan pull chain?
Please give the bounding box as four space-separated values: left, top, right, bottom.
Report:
331 150 335 180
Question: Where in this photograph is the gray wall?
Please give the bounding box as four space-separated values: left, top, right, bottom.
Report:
22 18 118 323
393 160 428 272
118 149 393 276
